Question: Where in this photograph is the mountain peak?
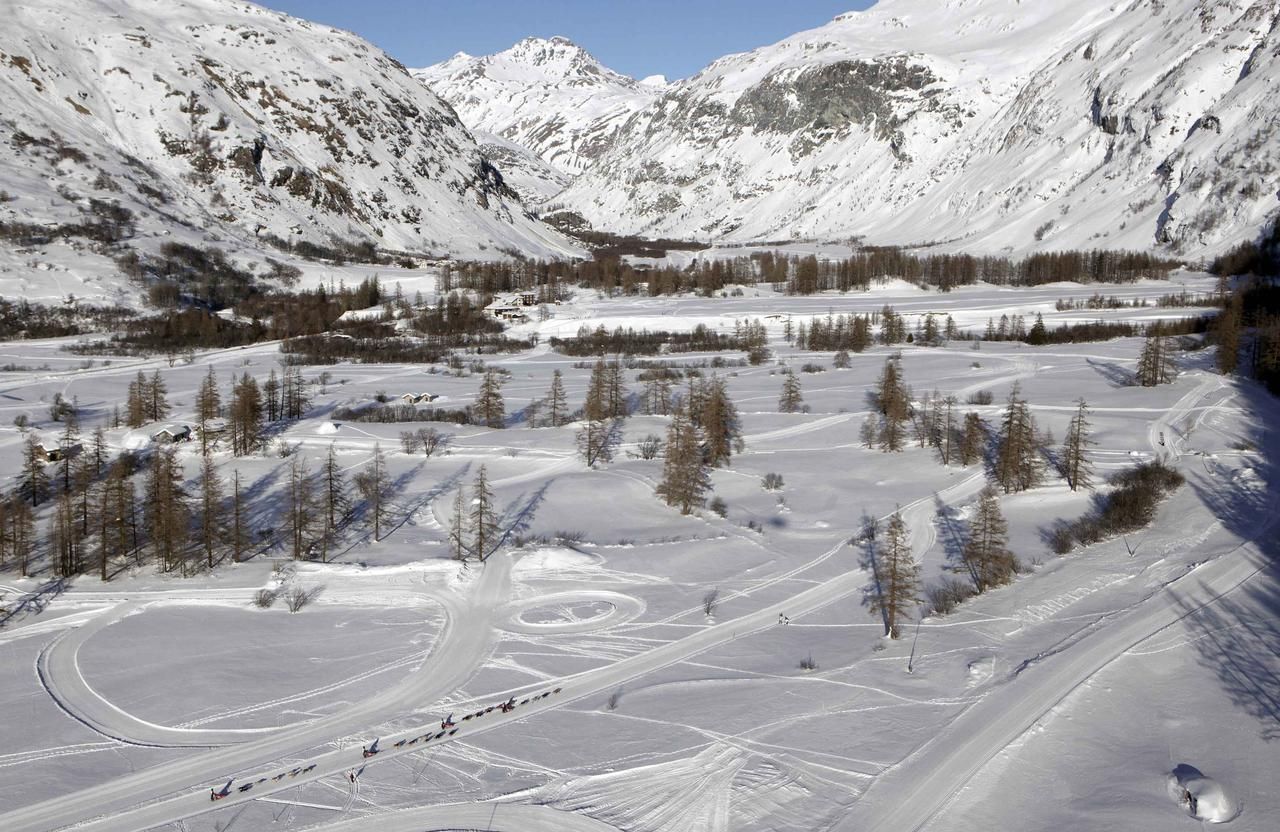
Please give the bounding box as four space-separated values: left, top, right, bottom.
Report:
413 36 663 178
496 35 623 85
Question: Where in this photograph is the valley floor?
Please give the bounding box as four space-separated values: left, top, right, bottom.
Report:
0 275 1275 832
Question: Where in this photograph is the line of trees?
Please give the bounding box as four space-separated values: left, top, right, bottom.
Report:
6 435 411 580
430 247 1182 300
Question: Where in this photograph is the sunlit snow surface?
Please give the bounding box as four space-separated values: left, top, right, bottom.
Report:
0 275 1276 832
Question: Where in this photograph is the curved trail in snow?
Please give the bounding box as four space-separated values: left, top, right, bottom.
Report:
0 470 992 832
37 603 277 747
1 557 512 832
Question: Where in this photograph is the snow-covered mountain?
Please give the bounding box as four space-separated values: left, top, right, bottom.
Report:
414 37 663 189
0 0 580 276
556 0 1280 256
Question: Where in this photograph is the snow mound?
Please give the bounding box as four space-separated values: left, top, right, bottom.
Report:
120 430 154 451
513 546 600 573
1168 764 1240 824
317 421 341 435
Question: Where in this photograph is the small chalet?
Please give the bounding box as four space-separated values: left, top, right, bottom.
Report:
36 440 81 463
400 393 438 405
152 424 192 444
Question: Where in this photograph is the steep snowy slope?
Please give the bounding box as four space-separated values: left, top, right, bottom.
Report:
0 0 580 270
415 37 662 184
558 0 1280 256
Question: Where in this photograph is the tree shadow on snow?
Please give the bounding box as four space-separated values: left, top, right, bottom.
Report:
1180 379 1280 740
1085 358 1137 388
934 493 968 571
495 480 554 549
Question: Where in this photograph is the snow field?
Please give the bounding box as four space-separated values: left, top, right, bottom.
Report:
0 278 1274 832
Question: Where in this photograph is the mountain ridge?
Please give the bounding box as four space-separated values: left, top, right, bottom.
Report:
537 0 1280 257
0 0 580 304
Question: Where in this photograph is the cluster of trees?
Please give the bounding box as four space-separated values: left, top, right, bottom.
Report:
859 359 983 458
653 376 741 513
789 307 955 352
0 299 135 341
124 371 171 427
447 465 500 562
120 365 314 456
1209 216 1279 279
856 384 1105 634
13 425 405 579
117 242 261 310
549 323 755 358
77 277 391 354
771 248 1180 294
1135 335 1180 387
1211 277 1280 394
428 245 1180 303
1 196 135 247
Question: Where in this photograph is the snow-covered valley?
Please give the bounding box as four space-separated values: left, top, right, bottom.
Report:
0 271 1276 832
1 0 1278 830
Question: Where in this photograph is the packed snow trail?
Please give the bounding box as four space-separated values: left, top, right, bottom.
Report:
0 557 512 832
36 603 276 746
308 801 622 831
2 512 919 832
833 373 1253 831
835 506 1275 831
3 468 989 831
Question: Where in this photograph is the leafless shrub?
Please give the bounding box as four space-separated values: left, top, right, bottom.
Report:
399 430 422 454
419 428 445 457
928 578 976 616
799 653 818 671
631 434 663 460
253 588 277 609
703 588 719 617
966 390 994 405
1049 525 1075 555
1062 462 1184 550
284 585 322 613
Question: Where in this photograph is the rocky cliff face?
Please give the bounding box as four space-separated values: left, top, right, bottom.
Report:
0 0 579 267
414 37 662 188
555 0 1280 256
